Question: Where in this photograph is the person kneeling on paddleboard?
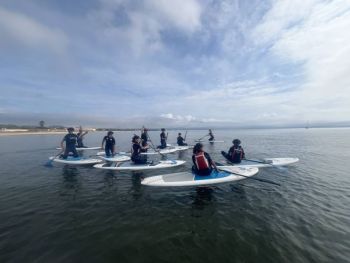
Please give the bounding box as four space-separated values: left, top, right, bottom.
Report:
192 143 218 176
221 139 245 163
60 127 79 159
157 128 167 149
77 126 88 148
101 131 116 157
131 135 149 164
208 129 214 141
177 133 187 146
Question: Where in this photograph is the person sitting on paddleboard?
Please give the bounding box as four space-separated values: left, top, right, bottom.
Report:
76 126 88 148
177 133 187 146
192 143 218 176
101 131 116 157
157 128 167 149
221 139 245 163
208 129 214 141
141 127 148 144
131 135 148 164
60 127 79 159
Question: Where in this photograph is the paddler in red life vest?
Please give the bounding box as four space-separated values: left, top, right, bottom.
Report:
221 139 245 163
192 143 218 176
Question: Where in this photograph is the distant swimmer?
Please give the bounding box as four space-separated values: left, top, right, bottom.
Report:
157 128 167 149
77 126 88 148
60 127 79 159
177 133 187 146
101 131 116 157
131 135 149 164
208 129 214 141
192 143 217 176
221 139 245 163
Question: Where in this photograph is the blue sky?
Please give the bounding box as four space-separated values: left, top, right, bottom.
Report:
0 0 349 127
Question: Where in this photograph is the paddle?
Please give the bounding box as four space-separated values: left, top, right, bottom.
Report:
45 149 63 167
216 162 280 186
147 134 176 163
195 134 209 142
184 130 188 142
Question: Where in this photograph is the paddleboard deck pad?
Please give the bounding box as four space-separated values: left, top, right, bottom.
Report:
94 160 186 171
50 156 102 165
141 166 258 187
99 155 131 162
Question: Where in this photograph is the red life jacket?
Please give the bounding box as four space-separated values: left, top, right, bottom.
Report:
195 152 210 170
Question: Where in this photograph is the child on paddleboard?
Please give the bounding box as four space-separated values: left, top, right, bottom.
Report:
177 133 187 146
192 143 218 176
101 131 116 157
131 135 149 164
76 126 88 148
208 129 214 141
60 127 79 159
221 139 245 163
157 128 167 149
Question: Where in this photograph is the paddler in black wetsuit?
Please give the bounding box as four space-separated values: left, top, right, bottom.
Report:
60 127 79 159
131 135 149 164
221 139 245 163
157 128 167 149
141 127 148 144
101 131 116 157
76 126 88 148
177 133 187 146
208 129 214 141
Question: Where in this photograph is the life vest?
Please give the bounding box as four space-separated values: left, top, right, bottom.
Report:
194 152 210 170
231 146 244 161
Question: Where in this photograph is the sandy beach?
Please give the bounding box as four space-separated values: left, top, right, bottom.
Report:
0 131 68 136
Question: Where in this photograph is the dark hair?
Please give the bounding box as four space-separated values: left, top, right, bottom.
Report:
132 135 140 143
193 143 203 154
67 127 74 131
161 128 165 131
233 139 241 145
107 131 114 135
178 133 181 135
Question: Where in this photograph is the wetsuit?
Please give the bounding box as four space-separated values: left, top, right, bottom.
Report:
177 136 187 146
131 143 147 164
141 132 148 143
158 132 167 149
76 132 85 148
103 136 115 157
208 132 214 141
221 145 245 163
62 133 79 159
192 151 213 176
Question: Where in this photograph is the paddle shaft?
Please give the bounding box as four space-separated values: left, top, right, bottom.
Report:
147 134 167 158
244 158 274 166
216 162 280 186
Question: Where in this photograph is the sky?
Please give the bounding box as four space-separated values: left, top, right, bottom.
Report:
0 0 349 128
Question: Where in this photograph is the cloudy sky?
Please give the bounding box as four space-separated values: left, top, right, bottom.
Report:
0 0 349 127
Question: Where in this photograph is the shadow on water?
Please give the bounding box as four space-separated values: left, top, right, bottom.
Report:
128 172 144 200
60 166 82 197
191 186 215 209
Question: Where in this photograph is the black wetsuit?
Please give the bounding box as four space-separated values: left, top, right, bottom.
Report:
221 145 245 163
158 132 167 149
177 136 187 146
62 133 79 159
103 136 115 157
141 132 148 143
192 152 213 176
76 132 85 148
208 132 214 141
131 143 147 164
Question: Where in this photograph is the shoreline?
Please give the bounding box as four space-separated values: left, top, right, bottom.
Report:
0 131 68 136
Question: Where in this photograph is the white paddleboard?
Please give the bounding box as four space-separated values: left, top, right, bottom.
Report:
49 156 102 165
99 155 131 162
172 145 192 151
96 151 129 156
194 140 224 143
94 160 186 171
220 158 299 168
141 148 178 155
56 146 101 151
141 166 258 187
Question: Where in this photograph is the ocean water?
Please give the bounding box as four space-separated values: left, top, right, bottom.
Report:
0 128 349 263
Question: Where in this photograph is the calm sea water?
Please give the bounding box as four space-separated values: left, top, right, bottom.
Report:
0 128 349 263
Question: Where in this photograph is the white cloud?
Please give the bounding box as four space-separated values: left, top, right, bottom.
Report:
0 7 68 54
160 113 196 122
